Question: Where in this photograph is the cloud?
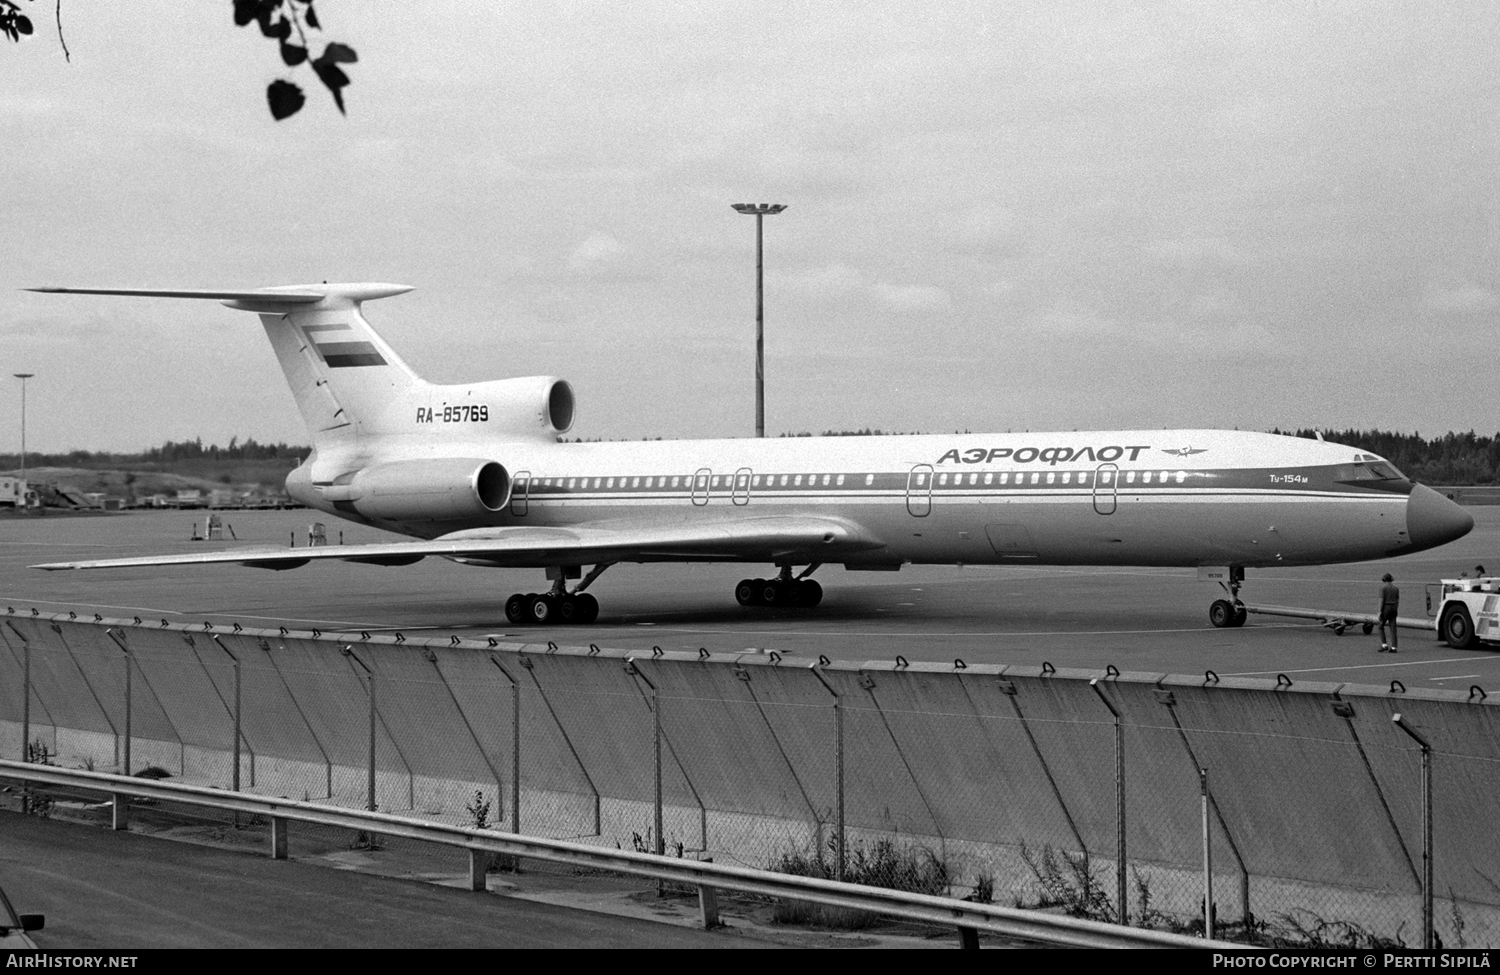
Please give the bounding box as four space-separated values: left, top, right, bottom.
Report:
1142 235 1245 268
567 231 627 272
778 263 950 310
1423 272 1497 313
873 284 951 311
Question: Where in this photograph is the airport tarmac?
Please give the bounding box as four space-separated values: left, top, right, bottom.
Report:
1 506 1495 689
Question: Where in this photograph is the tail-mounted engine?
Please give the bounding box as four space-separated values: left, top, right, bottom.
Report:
324 458 510 522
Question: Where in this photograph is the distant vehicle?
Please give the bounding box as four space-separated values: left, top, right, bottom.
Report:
1430 576 1500 648
0 880 44 948
29 284 1475 625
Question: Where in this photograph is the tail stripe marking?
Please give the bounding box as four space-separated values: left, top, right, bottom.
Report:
298 321 388 368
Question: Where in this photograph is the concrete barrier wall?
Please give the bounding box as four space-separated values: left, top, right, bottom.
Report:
4 609 1500 942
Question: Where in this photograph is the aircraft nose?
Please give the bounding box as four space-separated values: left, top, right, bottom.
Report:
1406 483 1474 551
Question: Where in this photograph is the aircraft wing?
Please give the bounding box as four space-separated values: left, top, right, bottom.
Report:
31 515 885 571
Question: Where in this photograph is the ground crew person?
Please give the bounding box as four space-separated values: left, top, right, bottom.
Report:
1378 573 1400 653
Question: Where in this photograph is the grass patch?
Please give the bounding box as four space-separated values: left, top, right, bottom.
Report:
768 836 953 929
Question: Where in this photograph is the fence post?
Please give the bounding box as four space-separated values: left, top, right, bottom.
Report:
1200 767 1213 939
512 678 521 834
1090 678 1127 925
1393 713 1434 949
21 633 30 762
835 697 845 882
654 685 664 858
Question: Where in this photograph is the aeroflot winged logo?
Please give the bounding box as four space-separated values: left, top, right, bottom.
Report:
302 322 387 368
1161 445 1208 457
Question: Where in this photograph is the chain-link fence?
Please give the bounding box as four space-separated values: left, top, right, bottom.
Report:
1 609 1497 946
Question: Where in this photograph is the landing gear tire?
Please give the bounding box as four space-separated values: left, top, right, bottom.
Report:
735 579 761 607
1230 604 1247 627
1209 599 1235 628
557 595 579 623
761 580 785 606
1362 622 1375 635
795 580 823 607
575 593 599 624
529 594 557 623
1442 605 1477 649
504 593 530 625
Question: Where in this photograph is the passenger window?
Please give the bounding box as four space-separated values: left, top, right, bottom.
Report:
794 474 803 486
1000 472 1009 484
1030 472 1039 485
969 473 977 485
1160 471 1167 483
823 474 831 486
712 476 720 488
1079 472 1089 485
781 475 789 486
984 473 993 484
1176 471 1186 483
837 474 845 486
1143 471 1152 484
568 478 576 489
671 476 680 488
865 474 874 485
1126 471 1136 484
753 475 761 487
939 473 948 485
1061 471 1071 484
1046 472 1055 484
607 477 615 489
916 473 927 486
631 477 639 488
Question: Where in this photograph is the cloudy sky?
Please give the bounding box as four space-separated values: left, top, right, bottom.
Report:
4 2 1499 454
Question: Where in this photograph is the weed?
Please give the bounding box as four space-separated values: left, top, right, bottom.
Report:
26 739 51 766
464 791 519 873
82 755 95 772
767 835 954 929
20 740 54 817
1019 841 1114 923
465 790 492 831
1449 890 1468 950
347 830 384 852
1272 910 1406 950
970 871 995 904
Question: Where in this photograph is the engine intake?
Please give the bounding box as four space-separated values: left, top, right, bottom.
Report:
337 458 510 522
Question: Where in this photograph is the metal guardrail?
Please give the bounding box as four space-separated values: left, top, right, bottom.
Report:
0 759 1237 949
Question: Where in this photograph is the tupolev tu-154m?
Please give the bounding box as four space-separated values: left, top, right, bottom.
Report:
27 283 1474 626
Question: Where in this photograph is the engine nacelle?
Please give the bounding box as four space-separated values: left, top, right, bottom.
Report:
436 376 575 439
333 458 510 522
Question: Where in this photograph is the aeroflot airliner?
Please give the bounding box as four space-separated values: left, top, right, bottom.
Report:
28 284 1474 626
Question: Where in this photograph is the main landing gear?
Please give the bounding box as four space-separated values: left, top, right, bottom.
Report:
504 564 609 626
1208 565 1248 628
736 565 824 608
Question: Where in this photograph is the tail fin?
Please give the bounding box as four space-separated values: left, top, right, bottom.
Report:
27 284 425 448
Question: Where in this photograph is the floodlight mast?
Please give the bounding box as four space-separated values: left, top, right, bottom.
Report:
731 203 787 438
13 373 32 486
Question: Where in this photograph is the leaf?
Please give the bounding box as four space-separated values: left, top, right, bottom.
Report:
233 0 261 28
316 41 357 65
279 41 307 67
15 14 30 35
312 62 348 114
260 13 290 40
266 79 306 121
305 4 320 30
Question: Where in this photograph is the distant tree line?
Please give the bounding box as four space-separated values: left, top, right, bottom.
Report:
1280 429 1500 484
0 437 307 469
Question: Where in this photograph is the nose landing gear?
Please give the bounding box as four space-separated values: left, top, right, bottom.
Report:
1208 566 1248 628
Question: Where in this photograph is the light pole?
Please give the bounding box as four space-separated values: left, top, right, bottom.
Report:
13 373 32 486
732 203 786 438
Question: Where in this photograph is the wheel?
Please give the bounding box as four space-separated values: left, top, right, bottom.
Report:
1442 605 1477 649
761 580 785 605
796 579 823 607
504 593 529 624
1209 599 1234 628
1332 624 1345 636
529 594 557 623
1230 604 1247 627
1362 622 1375 635
575 593 599 624
735 579 760 607
557 595 579 623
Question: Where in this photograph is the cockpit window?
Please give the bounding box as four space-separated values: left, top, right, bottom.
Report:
1335 460 1406 482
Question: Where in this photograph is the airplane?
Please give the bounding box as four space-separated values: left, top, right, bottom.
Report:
26 283 1475 627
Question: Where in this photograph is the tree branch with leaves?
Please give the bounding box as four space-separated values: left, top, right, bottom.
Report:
4 0 357 121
